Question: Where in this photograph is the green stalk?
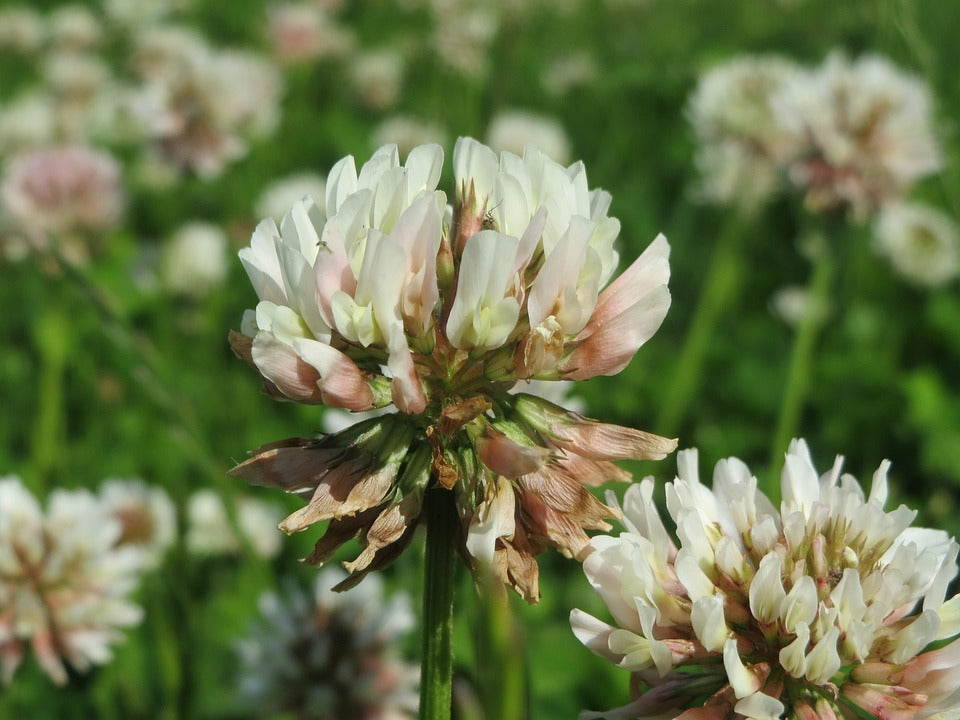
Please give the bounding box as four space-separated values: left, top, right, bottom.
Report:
29 304 69 490
657 210 748 437
419 487 458 720
766 240 834 496
476 569 526 720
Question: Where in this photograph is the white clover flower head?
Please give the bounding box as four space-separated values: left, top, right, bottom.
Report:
98 478 177 569
48 4 102 51
542 52 598 97
773 52 941 218
185 490 283 560
230 138 675 600
161 221 229 299
350 50 404 111
688 55 802 208
102 0 179 29
429 0 498 78
486 110 572 165
770 285 829 329
0 145 124 253
0 477 147 685
0 94 57 156
0 7 46 53
265 2 354 64
873 202 960 288
129 39 282 178
237 568 418 719
572 439 960 719
255 172 328 223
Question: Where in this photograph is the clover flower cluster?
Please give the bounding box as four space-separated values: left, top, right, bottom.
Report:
689 52 941 219
0 476 175 684
572 440 960 720
237 568 418 720
230 138 674 600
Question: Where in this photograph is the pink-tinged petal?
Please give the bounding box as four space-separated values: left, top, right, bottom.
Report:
228 437 346 495
384 328 426 414
393 194 442 335
562 283 671 380
291 337 375 411
555 417 677 462
316 190 370 325
251 332 324 403
591 233 670 324
841 683 925 720
475 427 551 478
528 215 596 332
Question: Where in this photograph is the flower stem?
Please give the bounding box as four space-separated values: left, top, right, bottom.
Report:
657 210 748 437
29 303 68 491
419 486 458 720
766 238 834 494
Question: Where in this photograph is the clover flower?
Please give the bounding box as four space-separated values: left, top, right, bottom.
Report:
266 2 354 65
0 477 146 684
237 568 418 720
129 38 282 177
161 221 229 299
873 202 959 289
687 55 802 208
571 439 960 719
98 479 177 569
773 53 941 218
229 138 674 600
256 172 328 224
185 490 283 560
0 145 124 262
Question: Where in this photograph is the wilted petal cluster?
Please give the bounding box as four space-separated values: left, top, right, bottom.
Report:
237 568 418 720
572 440 960 719
0 477 147 684
230 138 674 598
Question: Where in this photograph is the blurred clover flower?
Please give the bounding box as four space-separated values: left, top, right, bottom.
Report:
185 489 284 560
98 478 177 570
266 2 355 65
872 202 959 289
486 110 572 165
688 55 802 209
774 53 941 219
237 568 418 720
161 221 229 299
0 145 124 264
256 171 328 224
572 440 960 720
229 138 675 600
0 477 147 684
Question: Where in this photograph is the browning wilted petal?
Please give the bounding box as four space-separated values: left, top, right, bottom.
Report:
228 439 348 495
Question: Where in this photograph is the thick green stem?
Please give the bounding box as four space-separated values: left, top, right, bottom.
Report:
657 211 747 437
29 304 69 490
476 570 526 720
766 241 834 496
419 487 458 720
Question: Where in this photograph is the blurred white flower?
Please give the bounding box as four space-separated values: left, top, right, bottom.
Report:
102 0 179 29
130 25 209 82
99 478 177 569
129 40 283 177
0 145 124 250
0 7 45 53
572 439 960 719
238 568 418 720
266 2 354 64
688 55 802 208
186 490 283 560
371 115 448 158
47 5 102 51
0 94 57 155
873 202 960 288
774 52 941 218
350 50 404 111
0 477 147 685
770 284 829 328
542 52 598 97
486 110 572 165
161 221 229 299
255 172 328 223
430 0 498 77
